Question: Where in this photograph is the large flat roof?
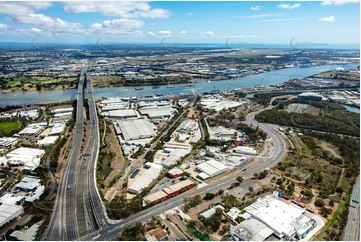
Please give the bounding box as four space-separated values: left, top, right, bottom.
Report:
117 119 156 141
128 164 162 193
245 195 307 238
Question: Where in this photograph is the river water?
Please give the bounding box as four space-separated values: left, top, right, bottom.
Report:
0 63 358 107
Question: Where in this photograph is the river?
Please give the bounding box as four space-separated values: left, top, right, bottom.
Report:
0 63 358 107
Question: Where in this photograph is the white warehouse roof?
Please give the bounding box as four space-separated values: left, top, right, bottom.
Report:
128 163 163 194
117 119 156 141
108 109 138 118
196 159 229 178
245 195 311 238
5 147 45 170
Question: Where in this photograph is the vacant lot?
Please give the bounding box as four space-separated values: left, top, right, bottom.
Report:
0 120 21 136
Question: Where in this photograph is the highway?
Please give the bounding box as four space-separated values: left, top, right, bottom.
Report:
343 175 360 241
45 69 107 240
77 98 288 241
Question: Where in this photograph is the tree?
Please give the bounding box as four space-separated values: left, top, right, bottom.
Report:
304 190 314 200
314 199 325 207
236 176 244 183
248 186 254 193
204 193 216 200
336 187 344 194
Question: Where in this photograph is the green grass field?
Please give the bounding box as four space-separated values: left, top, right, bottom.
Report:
0 120 21 136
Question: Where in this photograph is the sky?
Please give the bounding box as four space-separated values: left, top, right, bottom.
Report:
0 0 359 45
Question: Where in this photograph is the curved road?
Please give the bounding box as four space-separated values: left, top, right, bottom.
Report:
77 98 288 241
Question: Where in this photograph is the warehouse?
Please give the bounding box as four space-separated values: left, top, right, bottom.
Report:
143 179 195 206
233 146 257 155
204 100 243 112
15 176 42 192
5 147 45 170
48 122 66 136
328 95 348 103
37 136 58 147
162 179 195 196
139 106 175 119
0 137 19 149
107 109 138 119
0 193 25 206
17 123 47 137
155 148 191 168
128 163 163 194
298 92 323 101
177 119 197 133
51 107 73 114
0 204 24 227
240 195 314 240
196 159 229 179
117 119 157 141
167 168 185 178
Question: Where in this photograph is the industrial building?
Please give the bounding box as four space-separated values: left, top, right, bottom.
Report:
196 159 229 179
107 109 138 119
167 168 185 178
298 92 323 101
233 146 257 155
15 176 42 192
4 147 45 170
0 193 25 206
17 123 47 137
0 204 24 227
204 100 243 112
139 106 175 119
143 179 195 205
128 163 163 194
51 107 73 114
18 109 38 119
200 205 225 219
0 137 19 149
328 95 348 103
48 122 66 136
177 119 198 133
116 119 157 141
9 223 42 241
37 136 58 146
231 195 314 240
154 148 191 168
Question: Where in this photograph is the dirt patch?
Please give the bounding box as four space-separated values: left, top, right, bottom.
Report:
103 123 126 185
318 140 341 158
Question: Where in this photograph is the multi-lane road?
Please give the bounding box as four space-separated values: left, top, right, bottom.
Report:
77 99 288 241
44 69 107 241
44 73 288 240
343 175 360 241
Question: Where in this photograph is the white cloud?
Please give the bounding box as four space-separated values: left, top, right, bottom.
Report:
251 5 261 11
0 2 84 35
204 31 214 36
180 30 187 35
102 19 144 29
15 13 54 27
63 1 170 18
0 23 8 29
320 16 336 22
158 30 172 36
187 11 192 16
321 0 359 5
257 17 311 22
235 13 283 19
278 3 302 9
146 31 156 36
31 27 42 33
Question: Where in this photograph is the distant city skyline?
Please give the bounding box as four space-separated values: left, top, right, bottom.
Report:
0 1 359 45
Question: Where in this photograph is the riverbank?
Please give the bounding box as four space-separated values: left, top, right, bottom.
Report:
0 63 358 107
